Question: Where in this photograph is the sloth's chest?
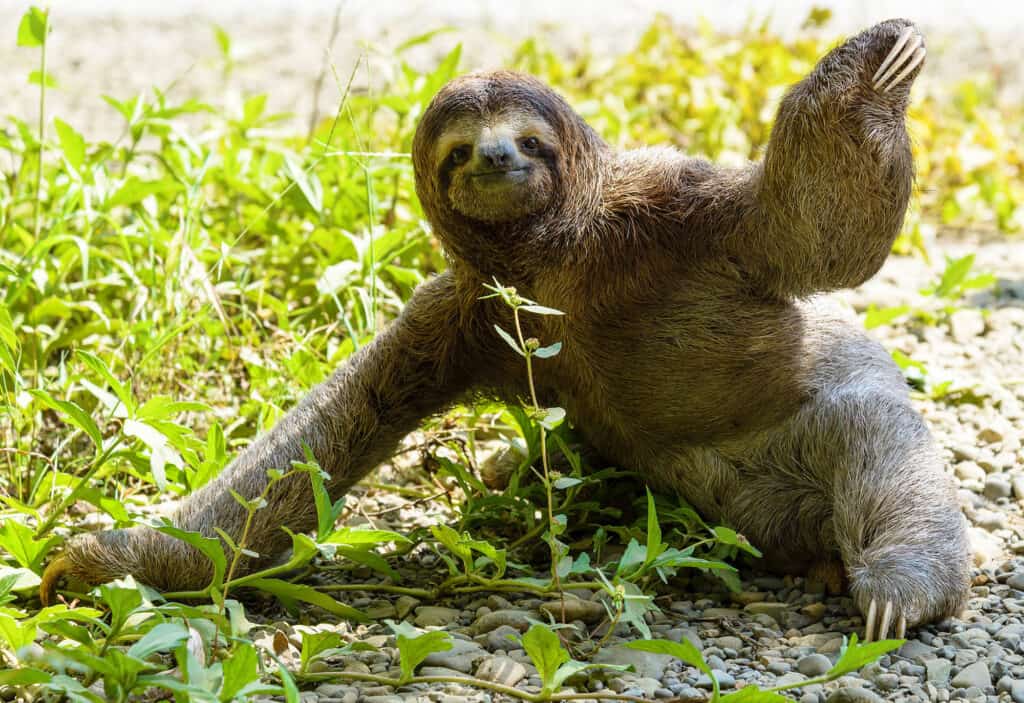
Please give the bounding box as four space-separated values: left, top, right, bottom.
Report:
543 293 810 454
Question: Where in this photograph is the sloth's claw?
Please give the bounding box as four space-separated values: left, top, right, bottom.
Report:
862 597 908 642
40 554 72 607
873 26 926 93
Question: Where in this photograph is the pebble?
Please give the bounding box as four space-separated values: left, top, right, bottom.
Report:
539 597 607 624
422 638 487 673
475 655 527 686
472 609 535 634
950 660 991 689
593 645 673 679
744 602 790 624
983 474 1013 500
797 653 832 677
825 688 884 703
483 624 522 651
413 606 462 627
695 671 736 690
927 658 953 684
1007 573 1024 591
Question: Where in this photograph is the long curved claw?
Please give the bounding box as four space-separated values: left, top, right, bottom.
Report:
864 597 878 642
40 554 72 607
880 48 926 93
895 615 907 640
873 27 925 93
872 26 915 84
878 600 894 640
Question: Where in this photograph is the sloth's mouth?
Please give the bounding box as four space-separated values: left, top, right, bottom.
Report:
470 168 528 186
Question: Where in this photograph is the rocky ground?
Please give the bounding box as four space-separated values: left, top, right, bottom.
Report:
6 5 1024 702
241 237 1023 703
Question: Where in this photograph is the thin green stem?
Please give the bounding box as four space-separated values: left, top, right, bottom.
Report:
35 437 123 538
512 305 562 597
32 9 48 240
297 671 651 703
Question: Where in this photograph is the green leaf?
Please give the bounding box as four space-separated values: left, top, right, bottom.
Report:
128 622 190 660
552 477 583 489
624 638 712 676
155 523 227 589
54 118 86 171
17 7 47 47
99 580 144 636
77 350 133 413
0 519 58 571
493 324 524 356
644 488 663 567
863 305 910 330
712 525 762 557
29 389 104 451
0 668 50 686
389 621 453 683
212 24 232 56
533 341 562 358
28 70 58 88
520 623 570 694
246 578 368 622
719 686 791 701
0 612 37 650
276 660 300 703
219 641 259 702
520 304 565 316
829 633 904 677
324 526 410 546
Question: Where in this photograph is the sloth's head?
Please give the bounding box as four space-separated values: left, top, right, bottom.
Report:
413 71 602 230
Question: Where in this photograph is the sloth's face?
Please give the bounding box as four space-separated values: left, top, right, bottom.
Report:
434 112 558 223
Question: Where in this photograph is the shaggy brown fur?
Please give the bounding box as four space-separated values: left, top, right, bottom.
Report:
44 19 969 635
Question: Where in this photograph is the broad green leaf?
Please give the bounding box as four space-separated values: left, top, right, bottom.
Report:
0 668 50 686
520 623 570 694
155 523 227 589
863 305 910 330
324 527 410 546
625 638 712 676
17 7 47 47
712 525 762 557
29 390 104 451
128 622 190 660
99 580 144 636
0 612 36 650
389 621 452 683
54 118 86 171
219 641 259 702
246 578 367 622
77 350 133 413
493 324 524 356
552 476 583 489
534 342 562 358
27 70 58 88
719 686 791 701
0 519 58 571
829 634 904 677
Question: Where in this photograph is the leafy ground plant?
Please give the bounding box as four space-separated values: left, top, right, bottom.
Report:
4 3 1019 699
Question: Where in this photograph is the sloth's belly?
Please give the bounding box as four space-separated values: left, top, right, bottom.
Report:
552 293 816 460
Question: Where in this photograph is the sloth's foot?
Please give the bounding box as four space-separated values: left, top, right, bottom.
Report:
846 541 969 642
872 25 926 93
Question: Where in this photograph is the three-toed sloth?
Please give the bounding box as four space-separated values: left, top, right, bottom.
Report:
45 20 967 640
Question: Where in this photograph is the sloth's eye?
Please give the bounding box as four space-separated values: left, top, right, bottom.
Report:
521 136 540 151
450 146 471 165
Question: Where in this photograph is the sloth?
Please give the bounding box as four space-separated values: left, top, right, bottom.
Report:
43 20 968 641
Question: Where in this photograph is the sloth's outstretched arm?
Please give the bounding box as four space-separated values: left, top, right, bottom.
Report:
733 19 925 298
42 272 475 601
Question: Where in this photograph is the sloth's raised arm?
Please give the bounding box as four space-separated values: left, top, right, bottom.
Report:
730 19 925 299
42 272 476 601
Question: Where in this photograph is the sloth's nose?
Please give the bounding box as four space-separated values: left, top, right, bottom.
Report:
477 138 516 169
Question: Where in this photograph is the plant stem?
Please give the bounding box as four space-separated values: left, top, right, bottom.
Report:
297 671 651 703
32 9 48 240
512 305 563 598
35 438 123 538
